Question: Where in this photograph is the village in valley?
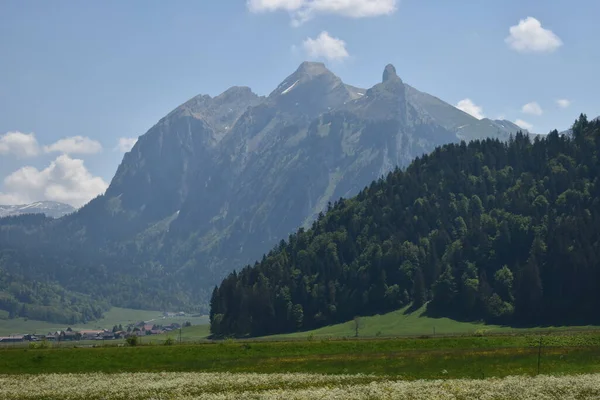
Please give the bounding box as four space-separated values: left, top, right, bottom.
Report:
0 311 191 344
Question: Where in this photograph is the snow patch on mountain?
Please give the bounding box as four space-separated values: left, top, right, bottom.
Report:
281 80 300 95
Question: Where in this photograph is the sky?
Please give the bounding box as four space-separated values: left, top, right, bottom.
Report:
1 0 599 207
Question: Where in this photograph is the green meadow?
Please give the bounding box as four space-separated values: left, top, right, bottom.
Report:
2 332 600 378
267 305 600 340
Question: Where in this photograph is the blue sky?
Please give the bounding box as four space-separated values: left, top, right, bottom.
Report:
1 0 599 206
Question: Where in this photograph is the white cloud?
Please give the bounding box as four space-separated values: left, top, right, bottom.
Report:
456 98 485 120
44 136 102 155
302 31 349 61
0 155 108 208
556 99 571 108
505 17 562 53
0 131 40 158
248 0 397 25
0 192 25 205
515 119 534 131
115 137 138 153
248 0 305 12
521 102 543 116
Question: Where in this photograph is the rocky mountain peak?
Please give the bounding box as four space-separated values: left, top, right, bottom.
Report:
216 86 256 100
295 61 330 77
266 61 351 117
271 62 339 97
382 64 400 83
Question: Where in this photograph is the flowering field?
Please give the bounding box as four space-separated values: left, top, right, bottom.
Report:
2 372 600 399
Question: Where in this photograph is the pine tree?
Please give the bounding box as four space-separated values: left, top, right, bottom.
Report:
412 267 426 308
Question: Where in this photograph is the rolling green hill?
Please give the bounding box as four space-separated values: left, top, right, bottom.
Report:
268 304 600 340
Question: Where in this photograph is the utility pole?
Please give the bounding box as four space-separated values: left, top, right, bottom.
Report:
179 326 182 344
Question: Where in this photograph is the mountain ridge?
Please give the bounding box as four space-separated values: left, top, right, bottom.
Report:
0 201 75 219
0 62 529 322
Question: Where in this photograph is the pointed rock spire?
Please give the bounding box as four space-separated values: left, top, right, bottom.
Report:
382 64 400 83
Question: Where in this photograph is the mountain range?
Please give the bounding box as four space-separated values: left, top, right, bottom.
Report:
0 62 527 322
0 201 75 219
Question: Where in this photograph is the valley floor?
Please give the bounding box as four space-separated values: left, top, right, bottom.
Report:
3 328 600 398
3 332 600 377
0 307 209 336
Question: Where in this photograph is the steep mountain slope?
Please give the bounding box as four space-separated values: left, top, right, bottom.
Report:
210 116 600 337
0 201 75 218
0 62 526 321
159 63 523 291
404 84 530 140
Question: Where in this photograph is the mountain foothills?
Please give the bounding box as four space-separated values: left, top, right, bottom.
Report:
0 63 527 324
210 116 600 337
0 201 75 219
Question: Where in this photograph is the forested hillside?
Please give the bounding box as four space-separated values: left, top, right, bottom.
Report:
0 215 108 323
210 115 600 337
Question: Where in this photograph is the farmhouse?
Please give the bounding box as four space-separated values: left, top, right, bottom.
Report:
0 336 24 343
80 330 105 340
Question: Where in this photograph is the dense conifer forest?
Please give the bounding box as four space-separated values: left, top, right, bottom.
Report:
210 115 600 337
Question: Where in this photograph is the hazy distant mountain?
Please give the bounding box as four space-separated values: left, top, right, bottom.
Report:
0 201 75 218
0 62 528 319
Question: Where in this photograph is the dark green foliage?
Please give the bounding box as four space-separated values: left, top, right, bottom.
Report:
126 335 139 347
212 116 600 336
0 257 107 324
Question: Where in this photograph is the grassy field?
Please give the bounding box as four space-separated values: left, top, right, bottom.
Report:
145 323 211 344
2 332 600 378
268 305 600 339
0 307 209 336
2 372 600 399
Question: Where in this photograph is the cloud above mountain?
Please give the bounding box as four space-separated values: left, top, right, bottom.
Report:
248 0 397 25
1 132 103 158
302 31 349 61
556 99 571 109
515 119 533 131
522 102 543 116
456 99 485 120
0 154 108 208
0 132 40 158
115 137 138 153
44 136 103 155
505 17 562 53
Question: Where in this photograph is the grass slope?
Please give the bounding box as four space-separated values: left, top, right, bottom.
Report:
268 305 600 339
144 324 211 344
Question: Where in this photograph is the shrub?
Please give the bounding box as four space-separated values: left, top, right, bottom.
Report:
28 339 51 349
126 335 139 347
